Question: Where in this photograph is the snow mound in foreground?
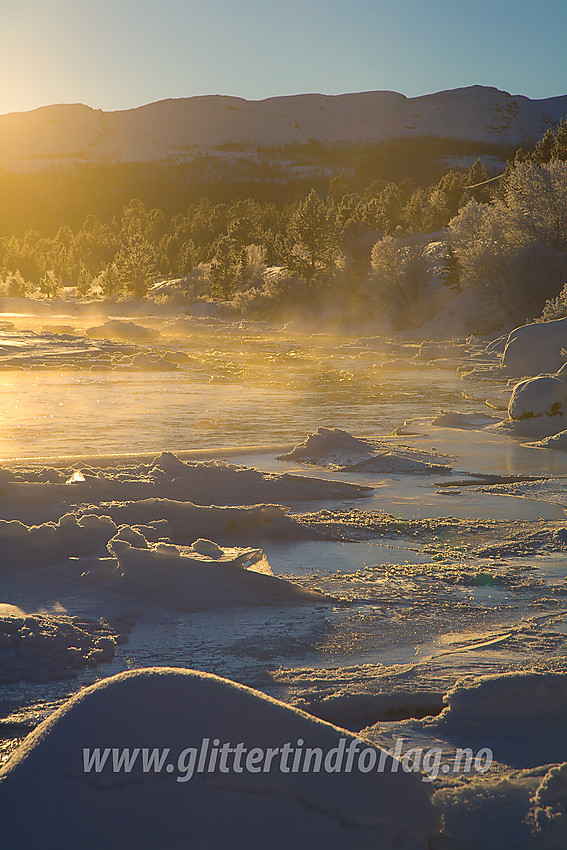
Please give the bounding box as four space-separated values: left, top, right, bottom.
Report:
501 317 567 376
0 668 440 849
104 536 320 610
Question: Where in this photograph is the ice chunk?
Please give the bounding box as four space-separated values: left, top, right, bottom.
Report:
525 429 567 450
278 427 375 464
83 499 321 540
105 537 325 609
431 410 500 429
278 428 451 474
0 513 119 569
0 613 125 683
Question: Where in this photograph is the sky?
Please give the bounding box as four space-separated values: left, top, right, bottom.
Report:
1 0 566 116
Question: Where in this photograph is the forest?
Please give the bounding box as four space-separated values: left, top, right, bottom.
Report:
0 122 566 330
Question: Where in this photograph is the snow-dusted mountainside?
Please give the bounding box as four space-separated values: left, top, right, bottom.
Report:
1 86 566 170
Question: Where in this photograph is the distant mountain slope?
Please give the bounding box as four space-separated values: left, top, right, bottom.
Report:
1 86 565 170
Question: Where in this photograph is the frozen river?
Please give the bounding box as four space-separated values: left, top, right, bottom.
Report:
1 311 567 848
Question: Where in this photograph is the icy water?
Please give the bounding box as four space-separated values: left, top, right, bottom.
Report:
0 317 485 459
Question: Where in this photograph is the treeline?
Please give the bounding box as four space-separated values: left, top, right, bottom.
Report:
0 120 565 329
0 135 513 237
0 159 494 300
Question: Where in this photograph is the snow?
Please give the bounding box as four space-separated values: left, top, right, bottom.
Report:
0 513 118 568
508 376 567 420
2 319 567 845
487 374 567 439
278 427 376 465
104 536 326 610
501 317 567 377
278 427 452 474
0 612 126 683
85 319 157 341
431 411 500 429
0 667 440 849
0 453 370 520
2 86 566 169
438 671 567 738
525 429 567 450
81 499 323 539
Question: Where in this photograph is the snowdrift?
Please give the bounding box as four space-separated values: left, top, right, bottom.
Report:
0 667 440 849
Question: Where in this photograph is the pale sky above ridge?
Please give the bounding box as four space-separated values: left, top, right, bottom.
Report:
1 0 565 115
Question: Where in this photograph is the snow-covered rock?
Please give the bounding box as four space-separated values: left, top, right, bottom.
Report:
0 667 441 849
85 319 157 341
501 317 567 376
507 376 567 420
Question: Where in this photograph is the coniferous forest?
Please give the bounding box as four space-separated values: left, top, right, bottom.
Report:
1 122 566 329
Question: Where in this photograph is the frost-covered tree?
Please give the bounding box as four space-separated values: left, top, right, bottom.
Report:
209 236 247 301
449 160 567 320
284 190 341 283
114 234 158 298
369 236 429 326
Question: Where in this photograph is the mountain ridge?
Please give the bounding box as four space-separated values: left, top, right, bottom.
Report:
1 85 565 171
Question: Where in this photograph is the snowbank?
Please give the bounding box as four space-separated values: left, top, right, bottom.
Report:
501 317 567 376
148 453 372 502
105 537 325 610
440 671 567 729
0 667 440 849
0 453 370 518
435 670 567 767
